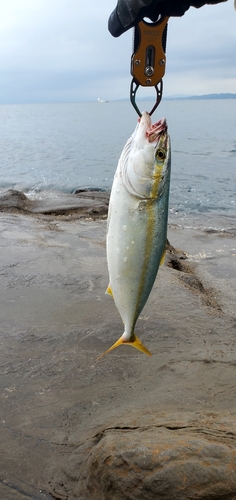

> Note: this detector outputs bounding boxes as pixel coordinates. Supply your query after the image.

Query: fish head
[122,111,171,200]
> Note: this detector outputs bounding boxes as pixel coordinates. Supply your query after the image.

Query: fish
[99,111,171,359]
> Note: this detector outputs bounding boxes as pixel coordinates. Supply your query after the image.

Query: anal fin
[160,247,166,266]
[105,283,113,298]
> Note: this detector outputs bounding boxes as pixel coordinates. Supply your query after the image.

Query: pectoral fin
[96,334,152,361]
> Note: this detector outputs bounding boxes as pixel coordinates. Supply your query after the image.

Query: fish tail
[129,334,152,356]
[96,334,152,360]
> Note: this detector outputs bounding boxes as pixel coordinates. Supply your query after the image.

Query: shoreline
[0,198,236,498]
[1,188,236,235]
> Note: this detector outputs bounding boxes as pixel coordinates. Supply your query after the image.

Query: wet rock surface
[0,189,34,211]
[0,188,110,218]
[0,207,236,499]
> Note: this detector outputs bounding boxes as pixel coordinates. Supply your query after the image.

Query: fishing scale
[130,16,169,116]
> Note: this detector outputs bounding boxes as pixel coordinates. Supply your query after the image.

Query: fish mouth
[136,112,167,146]
[146,116,167,144]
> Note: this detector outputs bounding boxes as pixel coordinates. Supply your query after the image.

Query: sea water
[0,100,235,229]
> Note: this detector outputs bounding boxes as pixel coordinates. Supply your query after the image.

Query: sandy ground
[0,210,236,499]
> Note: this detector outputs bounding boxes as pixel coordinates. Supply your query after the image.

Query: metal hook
[130,79,141,117]
[130,78,163,117]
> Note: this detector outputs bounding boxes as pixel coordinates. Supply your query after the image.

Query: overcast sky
[0,0,235,103]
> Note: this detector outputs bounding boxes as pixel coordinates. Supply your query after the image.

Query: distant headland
[114,93,236,102]
[166,93,236,100]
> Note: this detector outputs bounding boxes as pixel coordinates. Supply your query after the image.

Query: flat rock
[48,411,236,500]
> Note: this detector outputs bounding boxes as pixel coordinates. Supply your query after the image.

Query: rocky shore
[0,189,236,500]
[0,188,110,218]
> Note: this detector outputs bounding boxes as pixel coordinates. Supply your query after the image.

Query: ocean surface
[0,100,235,230]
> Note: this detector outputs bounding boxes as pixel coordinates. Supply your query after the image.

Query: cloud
[0,0,235,102]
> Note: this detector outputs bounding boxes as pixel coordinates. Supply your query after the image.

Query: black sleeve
[108,0,228,37]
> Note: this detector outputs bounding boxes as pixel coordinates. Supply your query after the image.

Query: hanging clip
[130,15,169,116]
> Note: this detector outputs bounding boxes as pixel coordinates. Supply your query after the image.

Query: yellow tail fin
[96,334,152,360]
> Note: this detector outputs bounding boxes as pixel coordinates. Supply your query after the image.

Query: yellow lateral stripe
[151,166,163,199]
[134,198,155,321]
[134,160,164,322]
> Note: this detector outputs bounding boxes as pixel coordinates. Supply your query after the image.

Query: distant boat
[98,97,109,103]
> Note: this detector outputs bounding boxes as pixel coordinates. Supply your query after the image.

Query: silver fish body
[101,111,171,357]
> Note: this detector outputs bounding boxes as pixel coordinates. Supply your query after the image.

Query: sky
[0,0,235,103]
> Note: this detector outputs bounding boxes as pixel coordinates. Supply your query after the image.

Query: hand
[108,0,228,37]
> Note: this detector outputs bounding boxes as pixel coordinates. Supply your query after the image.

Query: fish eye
[156,148,166,161]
